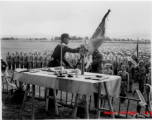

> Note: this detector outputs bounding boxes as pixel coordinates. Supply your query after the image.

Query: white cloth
[13,70,121,97]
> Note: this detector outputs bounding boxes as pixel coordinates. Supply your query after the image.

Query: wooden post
[103,82,115,118]
[84,95,89,119]
[97,83,102,118]
[31,85,35,120]
[45,88,49,111]
[72,94,80,118]
[53,89,59,115]
[20,84,30,120]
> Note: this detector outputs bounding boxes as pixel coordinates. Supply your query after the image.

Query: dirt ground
[2,70,149,119]
[2,81,149,119]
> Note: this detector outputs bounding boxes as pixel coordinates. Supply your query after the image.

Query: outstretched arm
[64,46,80,53]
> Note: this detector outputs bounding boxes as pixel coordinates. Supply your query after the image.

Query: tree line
[1,36,150,42]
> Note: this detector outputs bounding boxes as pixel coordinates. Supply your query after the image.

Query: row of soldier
[6,50,53,70]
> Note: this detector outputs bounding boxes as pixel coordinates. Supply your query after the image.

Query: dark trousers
[33,63,36,68]
[24,63,28,69]
[94,93,98,108]
[28,62,33,69]
[139,80,145,93]
[129,79,134,91]
[8,63,11,70]
[31,62,33,68]
[94,93,103,108]
[12,63,15,70]
[114,69,118,75]
[16,62,19,68]
[120,81,127,103]
[20,63,23,68]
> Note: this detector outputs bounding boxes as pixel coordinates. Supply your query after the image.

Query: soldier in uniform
[42,52,47,67]
[90,49,103,109]
[23,53,28,69]
[48,33,80,68]
[37,52,41,68]
[19,52,23,68]
[6,52,11,70]
[27,52,30,69]
[33,52,37,68]
[30,52,33,69]
[15,52,19,68]
[91,49,103,73]
[136,60,146,93]
[126,61,134,93]
[118,64,129,103]
[11,53,15,70]
[47,33,80,109]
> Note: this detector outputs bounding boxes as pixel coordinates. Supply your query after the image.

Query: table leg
[31,85,35,120]
[84,95,89,119]
[97,83,102,118]
[53,89,59,115]
[20,84,30,120]
[45,88,49,111]
[103,82,115,118]
[39,86,41,98]
[72,94,80,118]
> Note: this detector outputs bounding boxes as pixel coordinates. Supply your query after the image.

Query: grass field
[1,40,150,61]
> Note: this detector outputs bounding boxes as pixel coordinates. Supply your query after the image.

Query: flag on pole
[87,9,111,55]
[130,42,138,66]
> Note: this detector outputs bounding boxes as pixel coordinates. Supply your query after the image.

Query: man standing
[15,52,19,68]
[91,49,103,109]
[126,61,134,93]
[48,33,80,68]
[19,52,23,68]
[23,53,28,69]
[33,52,37,68]
[136,60,146,93]
[91,49,103,73]
[47,33,80,109]
[11,53,15,70]
[118,64,129,103]
[30,52,33,69]
[6,52,11,70]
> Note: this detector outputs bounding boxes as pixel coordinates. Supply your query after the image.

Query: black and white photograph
[1,1,151,119]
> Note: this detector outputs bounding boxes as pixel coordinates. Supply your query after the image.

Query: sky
[0,1,151,39]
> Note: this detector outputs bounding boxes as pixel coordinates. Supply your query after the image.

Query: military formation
[6,50,52,70]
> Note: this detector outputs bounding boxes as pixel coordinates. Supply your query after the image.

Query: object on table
[15,68,28,73]
[28,69,40,73]
[85,76,109,80]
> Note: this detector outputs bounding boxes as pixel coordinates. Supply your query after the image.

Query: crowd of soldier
[5,50,52,70]
[5,45,151,104]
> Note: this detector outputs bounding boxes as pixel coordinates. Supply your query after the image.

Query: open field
[1,40,150,61]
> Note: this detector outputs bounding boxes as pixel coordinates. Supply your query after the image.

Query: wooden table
[13,69,121,119]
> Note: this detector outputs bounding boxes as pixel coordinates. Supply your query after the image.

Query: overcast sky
[0,1,151,38]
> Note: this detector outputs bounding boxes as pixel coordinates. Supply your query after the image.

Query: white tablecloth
[13,70,121,97]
